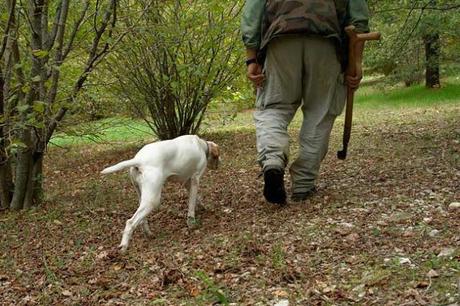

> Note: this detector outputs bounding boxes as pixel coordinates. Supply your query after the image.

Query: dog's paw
[143,230,154,238]
[118,244,128,254]
[142,227,154,238]
[187,217,200,229]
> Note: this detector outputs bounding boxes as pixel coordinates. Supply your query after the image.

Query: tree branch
[374,4,460,14]
[45,0,69,113]
[45,0,63,50]
[0,0,17,60]
[61,0,90,60]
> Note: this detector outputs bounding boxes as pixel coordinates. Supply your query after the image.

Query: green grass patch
[50,77,460,147]
[51,117,153,147]
[50,114,258,148]
[356,80,460,108]
[194,270,231,305]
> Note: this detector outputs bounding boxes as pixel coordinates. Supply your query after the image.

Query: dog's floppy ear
[207,141,219,170]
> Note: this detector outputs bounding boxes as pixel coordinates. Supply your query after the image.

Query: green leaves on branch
[366,0,460,86]
[110,0,243,140]
[31,49,49,59]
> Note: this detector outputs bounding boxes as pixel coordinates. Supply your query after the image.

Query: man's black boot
[291,187,317,202]
[263,168,286,205]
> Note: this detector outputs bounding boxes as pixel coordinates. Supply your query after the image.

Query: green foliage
[366,0,460,85]
[49,75,460,147]
[109,0,244,140]
[195,270,230,305]
[207,83,255,125]
[0,0,119,209]
[271,243,286,270]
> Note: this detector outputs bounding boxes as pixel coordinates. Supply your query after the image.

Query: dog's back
[101,135,207,181]
[136,135,206,180]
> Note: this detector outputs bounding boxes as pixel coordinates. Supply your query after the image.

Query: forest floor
[1,103,459,305]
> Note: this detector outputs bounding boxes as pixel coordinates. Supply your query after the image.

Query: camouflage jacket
[241,0,370,51]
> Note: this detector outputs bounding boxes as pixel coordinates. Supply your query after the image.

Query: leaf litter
[0,105,459,305]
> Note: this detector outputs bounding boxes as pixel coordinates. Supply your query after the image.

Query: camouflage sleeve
[241,0,265,50]
[347,0,370,33]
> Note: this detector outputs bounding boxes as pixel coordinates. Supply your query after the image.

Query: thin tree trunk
[0,73,13,208]
[0,0,17,209]
[23,154,36,209]
[0,73,13,209]
[0,162,13,209]
[10,141,32,210]
[9,147,44,210]
[31,152,44,205]
[424,33,441,88]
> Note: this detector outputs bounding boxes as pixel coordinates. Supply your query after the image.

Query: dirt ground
[1,105,459,305]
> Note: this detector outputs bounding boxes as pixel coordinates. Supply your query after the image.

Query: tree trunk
[31,152,44,205]
[0,162,13,209]
[424,33,441,88]
[0,122,14,209]
[0,71,14,209]
[9,131,44,210]
[10,128,33,210]
[9,0,45,210]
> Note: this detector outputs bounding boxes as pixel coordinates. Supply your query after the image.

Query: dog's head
[206,141,219,170]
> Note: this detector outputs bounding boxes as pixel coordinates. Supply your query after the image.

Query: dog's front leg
[186,179,205,211]
[186,176,199,228]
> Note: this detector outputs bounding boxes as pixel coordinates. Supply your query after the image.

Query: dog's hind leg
[129,167,142,201]
[141,220,153,237]
[130,167,153,237]
[119,171,163,253]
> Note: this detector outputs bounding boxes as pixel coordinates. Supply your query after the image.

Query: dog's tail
[101,159,139,175]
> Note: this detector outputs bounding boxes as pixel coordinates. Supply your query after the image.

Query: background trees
[367,0,460,88]
[0,0,118,210]
[109,0,242,140]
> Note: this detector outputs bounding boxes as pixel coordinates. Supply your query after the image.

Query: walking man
[241,1,370,204]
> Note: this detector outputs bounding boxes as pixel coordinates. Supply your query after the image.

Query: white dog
[101,135,219,253]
